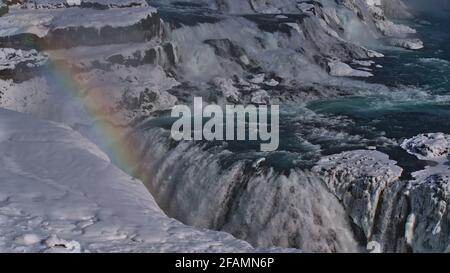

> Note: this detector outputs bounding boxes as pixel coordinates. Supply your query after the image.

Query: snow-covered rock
[0,5,160,48]
[387,38,424,50]
[250,89,270,104]
[74,64,179,126]
[6,0,148,9]
[406,173,450,252]
[401,133,450,160]
[327,60,373,77]
[0,48,47,71]
[397,133,450,252]
[313,150,403,239]
[212,77,240,103]
[0,48,48,82]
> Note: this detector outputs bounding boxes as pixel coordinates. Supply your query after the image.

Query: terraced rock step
[0,4,161,49]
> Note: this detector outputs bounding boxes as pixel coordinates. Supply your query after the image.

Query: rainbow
[41,48,148,181]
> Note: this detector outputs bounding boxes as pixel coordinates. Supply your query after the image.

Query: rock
[387,38,424,50]
[212,77,240,103]
[352,60,375,67]
[10,0,149,9]
[399,132,450,252]
[401,133,450,160]
[249,73,266,84]
[313,150,403,239]
[0,5,161,49]
[0,48,48,82]
[407,174,450,252]
[264,78,279,87]
[327,60,373,77]
[14,234,42,245]
[44,235,82,253]
[204,39,254,69]
[250,89,269,104]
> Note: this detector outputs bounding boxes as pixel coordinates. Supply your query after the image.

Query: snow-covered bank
[0,109,262,253]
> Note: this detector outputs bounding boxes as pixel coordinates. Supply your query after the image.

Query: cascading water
[126,126,359,252]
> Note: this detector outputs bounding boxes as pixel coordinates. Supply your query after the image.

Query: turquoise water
[306,15,450,175]
[309,14,450,138]
[139,10,449,177]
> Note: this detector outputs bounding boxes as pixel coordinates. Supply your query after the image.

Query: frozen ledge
[0,5,157,38]
[313,150,403,239]
[0,109,265,253]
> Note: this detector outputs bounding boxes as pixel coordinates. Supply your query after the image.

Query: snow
[74,64,179,126]
[399,133,450,252]
[313,150,403,239]
[401,133,450,160]
[0,108,260,252]
[387,38,424,50]
[328,60,374,77]
[0,48,48,71]
[352,60,375,67]
[14,0,148,9]
[0,6,157,38]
